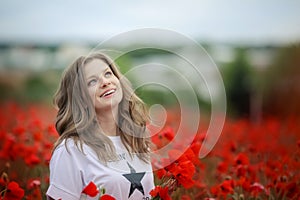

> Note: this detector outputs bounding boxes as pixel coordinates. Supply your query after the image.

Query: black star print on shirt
[122,162,146,198]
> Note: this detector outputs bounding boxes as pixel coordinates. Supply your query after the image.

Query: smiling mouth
[100,89,116,97]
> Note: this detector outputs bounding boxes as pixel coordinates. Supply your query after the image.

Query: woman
[46,53,154,200]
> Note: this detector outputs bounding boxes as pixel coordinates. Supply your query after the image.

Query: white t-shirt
[46,136,154,200]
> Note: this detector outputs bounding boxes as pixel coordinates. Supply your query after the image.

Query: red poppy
[12,126,25,136]
[162,127,174,141]
[176,174,195,189]
[25,179,42,200]
[164,157,195,189]
[100,194,116,200]
[190,141,201,158]
[182,147,201,167]
[25,154,41,166]
[149,186,160,197]
[285,182,299,199]
[250,182,266,197]
[217,161,228,173]
[211,179,234,198]
[228,141,237,153]
[3,181,25,200]
[220,179,234,194]
[27,179,41,189]
[82,181,99,197]
[150,186,171,200]
[156,168,168,179]
[150,127,175,149]
[235,177,250,192]
[236,165,247,177]
[234,153,249,166]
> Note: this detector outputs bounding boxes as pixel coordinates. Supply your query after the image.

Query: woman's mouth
[100,89,116,98]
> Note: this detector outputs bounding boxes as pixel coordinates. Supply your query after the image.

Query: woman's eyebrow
[86,67,110,79]
[86,75,97,80]
[103,67,110,72]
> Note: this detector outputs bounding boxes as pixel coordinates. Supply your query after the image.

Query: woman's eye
[88,79,97,87]
[104,71,112,78]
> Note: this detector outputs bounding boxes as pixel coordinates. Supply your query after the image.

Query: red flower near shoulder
[82,181,99,197]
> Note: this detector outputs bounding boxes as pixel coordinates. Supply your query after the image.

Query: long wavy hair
[53,52,151,163]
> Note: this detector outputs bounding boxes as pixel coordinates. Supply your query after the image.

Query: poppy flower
[4,181,25,200]
[190,142,201,158]
[250,182,266,197]
[219,179,234,194]
[150,186,171,200]
[217,161,228,173]
[234,153,249,166]
[162,127,174,141]
[27,179,41,189]
[25,154,41,166]
[236,165,247,177]
[82,181,99,197]
[100,194,116,200]
[182,147,201,166]
[156,168,168,179]
[211,179,234,198]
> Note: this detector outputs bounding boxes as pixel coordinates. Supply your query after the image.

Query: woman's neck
[96,107,119,136]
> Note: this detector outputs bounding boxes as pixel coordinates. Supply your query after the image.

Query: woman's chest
[81,149,154,200]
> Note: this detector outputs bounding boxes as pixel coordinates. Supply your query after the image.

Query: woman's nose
[99,77,110,88]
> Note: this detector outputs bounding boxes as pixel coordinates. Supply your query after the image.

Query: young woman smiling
[46,53,154,200]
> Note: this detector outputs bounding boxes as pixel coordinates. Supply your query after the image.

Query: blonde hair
[53,52,151,163]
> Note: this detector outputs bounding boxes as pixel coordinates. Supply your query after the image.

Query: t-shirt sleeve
[46,142,84,200]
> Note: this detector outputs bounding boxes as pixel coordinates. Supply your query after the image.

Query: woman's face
[84,59,123,112]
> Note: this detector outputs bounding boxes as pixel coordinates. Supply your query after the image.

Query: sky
[0,0,300,45]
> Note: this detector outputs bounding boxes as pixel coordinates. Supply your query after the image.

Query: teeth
[101,89,115,97]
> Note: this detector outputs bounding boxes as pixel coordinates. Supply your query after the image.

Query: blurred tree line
[222,48,252,118]
[263,45,300,117]
[115,49,211,112]
[0,69,61,104]
[222,44,300,120]
[1,43,300,119]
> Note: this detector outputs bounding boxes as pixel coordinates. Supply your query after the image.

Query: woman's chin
[94,102,119,112]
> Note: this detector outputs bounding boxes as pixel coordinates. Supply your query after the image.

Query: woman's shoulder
[50,138,92,170]
[53,138,98,161]
[55,138,78,150]
[53,138,87,158]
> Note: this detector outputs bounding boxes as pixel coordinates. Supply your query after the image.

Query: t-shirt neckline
[107,135,121,141]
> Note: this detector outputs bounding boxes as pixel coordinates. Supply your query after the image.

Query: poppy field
[0,102,299,199]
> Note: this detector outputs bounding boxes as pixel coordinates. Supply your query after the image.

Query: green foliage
[115,54,133,75]
[222,48,253,117]
[0,69,60,104]
[115,49,179,107]
[136,87,179,107]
